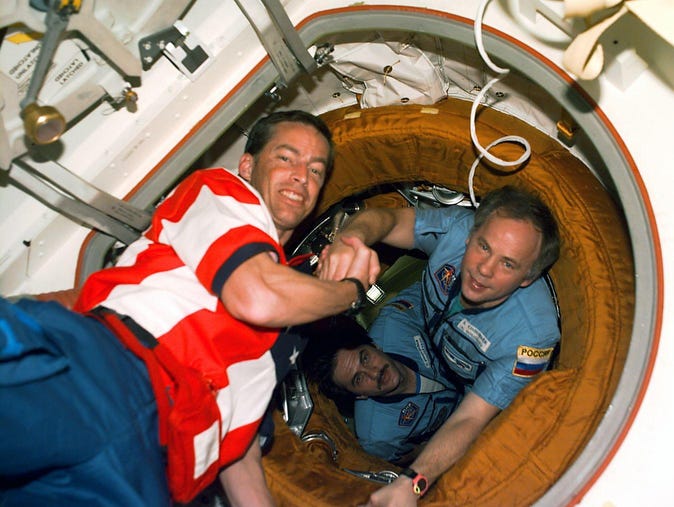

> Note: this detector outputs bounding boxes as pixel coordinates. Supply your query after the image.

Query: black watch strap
[341,277,366,314]
[399,467,429,497]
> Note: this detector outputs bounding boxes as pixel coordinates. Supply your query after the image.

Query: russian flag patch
[512,345,554,378]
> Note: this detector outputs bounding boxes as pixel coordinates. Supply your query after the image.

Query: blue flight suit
[415,206,559,409]
[355,284,461,462]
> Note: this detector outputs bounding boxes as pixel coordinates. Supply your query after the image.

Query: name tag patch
[398,401,419,427]
[512,345,554,378]
[442,343,476,376]
[457,319,491,352]
[414,335,431,368]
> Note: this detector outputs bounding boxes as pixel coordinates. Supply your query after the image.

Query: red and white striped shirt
[75,168,286,483]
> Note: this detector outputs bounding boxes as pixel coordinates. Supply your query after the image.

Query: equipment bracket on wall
[9,156,151,244]
[233,0,317,88]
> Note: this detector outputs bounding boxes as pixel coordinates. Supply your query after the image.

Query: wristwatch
[399,467,429,497]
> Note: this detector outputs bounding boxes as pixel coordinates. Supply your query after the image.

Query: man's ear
[238,153,254,181]
[519,276,536,289]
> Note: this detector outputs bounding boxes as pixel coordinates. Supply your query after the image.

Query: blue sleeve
[414,206,474,256]
[470,281,560,409]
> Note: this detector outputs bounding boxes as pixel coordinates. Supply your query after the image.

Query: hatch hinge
[233,0,317,91]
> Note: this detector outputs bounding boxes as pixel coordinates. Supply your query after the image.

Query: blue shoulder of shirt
[414,206,474,254]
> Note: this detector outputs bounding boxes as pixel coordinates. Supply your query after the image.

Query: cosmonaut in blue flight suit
[414,203,560,410]
[355,283,462,463]
[317,185,561,503]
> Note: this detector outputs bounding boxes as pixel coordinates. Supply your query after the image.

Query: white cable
[467,135,524,207]
[468,0,532,198]
[474,0,510,75]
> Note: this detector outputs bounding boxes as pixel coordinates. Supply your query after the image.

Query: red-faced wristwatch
[399,467,429,497]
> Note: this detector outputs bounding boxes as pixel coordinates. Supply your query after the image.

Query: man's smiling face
[460,213,542,309]
[238,121,330,244]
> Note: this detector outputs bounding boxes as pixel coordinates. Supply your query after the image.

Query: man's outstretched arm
[222,247,373,328]
[360,392,500,507]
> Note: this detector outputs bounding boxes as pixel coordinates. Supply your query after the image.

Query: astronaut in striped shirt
[0,110,374,507]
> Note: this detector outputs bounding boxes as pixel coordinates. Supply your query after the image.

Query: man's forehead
[332,348,358,386]
[269,121,323,141]
[337,345,368,369]
[474,215,542,255]
[477,213,539,237]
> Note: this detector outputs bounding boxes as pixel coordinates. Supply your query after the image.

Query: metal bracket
[281,366,314,437]
[342,468,399,484]
[138,20,211,79]
[233,0,316,89]
[301,431,338,462]
[556,108,579,146]
[9,156,151,244]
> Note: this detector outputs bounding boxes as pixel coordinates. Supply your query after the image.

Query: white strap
[562,5,629,80]
[564,0,623,18]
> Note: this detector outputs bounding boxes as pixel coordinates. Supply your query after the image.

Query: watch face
[413,476,428,495]
[401,468,429,496]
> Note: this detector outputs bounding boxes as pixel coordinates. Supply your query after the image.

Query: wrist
[341,277,366,314]
[399,467,429,497]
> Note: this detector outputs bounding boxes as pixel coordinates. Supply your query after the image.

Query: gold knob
[22,102,66,145]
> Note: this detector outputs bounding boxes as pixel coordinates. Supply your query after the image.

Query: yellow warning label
[6,30,42,45]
